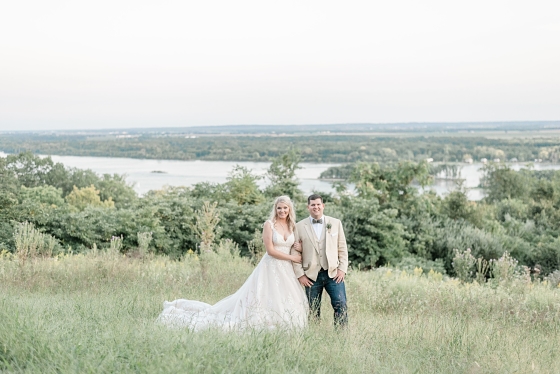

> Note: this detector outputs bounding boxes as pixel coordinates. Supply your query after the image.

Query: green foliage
[19,185,65,207]
[109,235,123,255]
[452,248,476,283]
[137,231,153,255]
[3,152,61,188]
[219,203,269,257]
[193,201,221,252]
[13,221,60,261]
[441,189,474,222]
[530,237,560,276]
[490,251,518,283]
[5,151,560,277]
[96,173,138,208]
[432,219,506,271]
[139,188,198,258]
[264,150,303,200]
[342,198,407,268]
[66,185,115,211]
[5,131,560,164]
[247,229,266,264]
[495,198,528,221]
[225,165,264,205]
[350,161,431,205]
[481,163,530,202]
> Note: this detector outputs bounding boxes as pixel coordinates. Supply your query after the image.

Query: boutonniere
[326,222,332,233]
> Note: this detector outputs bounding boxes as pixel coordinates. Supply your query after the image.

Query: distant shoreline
[2,121,560,135]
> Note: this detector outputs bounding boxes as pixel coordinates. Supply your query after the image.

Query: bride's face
[276,202,290,220]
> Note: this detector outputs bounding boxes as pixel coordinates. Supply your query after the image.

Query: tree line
[2,151,560,277]
[2,133,560,163]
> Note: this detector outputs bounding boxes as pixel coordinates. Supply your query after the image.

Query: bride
[157,196,309,331]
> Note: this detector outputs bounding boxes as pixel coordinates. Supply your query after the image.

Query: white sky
[1,0,559,131]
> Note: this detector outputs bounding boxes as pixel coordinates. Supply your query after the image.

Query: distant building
[464,158,473,164]
[493,158,500,163]
[481,158,488,164]
[510,158,518,162]
[426,158,434,163]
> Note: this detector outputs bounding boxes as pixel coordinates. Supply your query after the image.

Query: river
[4,153,560,199]
[44,155,338,196]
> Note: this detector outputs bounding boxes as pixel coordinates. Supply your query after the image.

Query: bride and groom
[158,194,348,331]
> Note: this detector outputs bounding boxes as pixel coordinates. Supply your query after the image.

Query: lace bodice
[268,220,295,254]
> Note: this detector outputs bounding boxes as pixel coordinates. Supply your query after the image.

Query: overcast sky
[1,0,559,131]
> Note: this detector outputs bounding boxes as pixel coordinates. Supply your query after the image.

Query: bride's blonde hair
[268,196,296,232]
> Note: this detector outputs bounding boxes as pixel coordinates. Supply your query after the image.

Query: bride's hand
[292,240,302,253]
[291,253,302,264]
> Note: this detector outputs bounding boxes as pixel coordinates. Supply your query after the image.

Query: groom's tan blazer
[291,216,348,281]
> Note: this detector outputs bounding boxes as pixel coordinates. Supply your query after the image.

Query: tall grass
[1,250,560,373]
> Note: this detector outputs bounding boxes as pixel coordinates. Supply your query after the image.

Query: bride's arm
[262,222,302,263]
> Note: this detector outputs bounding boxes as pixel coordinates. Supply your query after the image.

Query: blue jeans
[305,269,348,327]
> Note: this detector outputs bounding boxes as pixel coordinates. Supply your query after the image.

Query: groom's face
[307,198,324,219]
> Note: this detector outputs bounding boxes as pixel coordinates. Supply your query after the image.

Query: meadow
[2,248,560,373]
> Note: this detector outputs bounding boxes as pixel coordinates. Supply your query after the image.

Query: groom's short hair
[307,194,323,204]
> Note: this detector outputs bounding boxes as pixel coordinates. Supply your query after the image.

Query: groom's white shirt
[310,215,324,239]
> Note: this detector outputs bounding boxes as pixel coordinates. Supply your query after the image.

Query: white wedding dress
[157,223,309,331]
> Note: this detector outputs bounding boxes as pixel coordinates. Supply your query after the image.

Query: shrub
[530,238,560,276]
[137,232,153,255]
[452,248,476,283]
[13,221,60,261]
[545,270,560,288]
[247,229,265,264]
[495,198,529,222]
[342,198,408,268]
[432,219,505,272]
[490,251,518,283]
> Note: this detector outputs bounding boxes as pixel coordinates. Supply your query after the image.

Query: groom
[292,194,348,327]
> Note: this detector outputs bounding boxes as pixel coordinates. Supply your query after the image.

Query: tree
[226,165,264,205]
[19,185,65,207]
[350,161,431,206]
[66,185,115,211]
[342,198,407,268]
[4,152,63,188]
[265,150,303,200]
[481,163,530,202]
[97,174,137,208]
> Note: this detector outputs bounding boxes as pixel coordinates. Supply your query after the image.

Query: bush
[495,198,529,222]
[219,203,270,256]
[452,248,476,283]
[530,237,560,276]
[490,251,518,283]
[342,198,408,268]
[432,219,505,273]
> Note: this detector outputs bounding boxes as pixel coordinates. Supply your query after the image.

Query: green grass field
[2,250,560,373]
